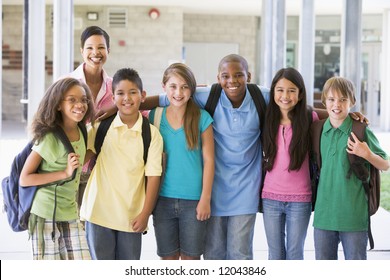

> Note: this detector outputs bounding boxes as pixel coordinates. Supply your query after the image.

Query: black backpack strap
[95,114,116,157]
[53,126,77,182]
[310,118,326,210]
[204,83,222,117]
[141,116,151,164]
[348,120,375,249]
[77,122,88,149]
[247,84,266,132]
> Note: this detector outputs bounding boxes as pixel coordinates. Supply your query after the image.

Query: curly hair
[30,78,94,143]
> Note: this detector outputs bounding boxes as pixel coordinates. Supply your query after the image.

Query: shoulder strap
[204,83,222,117]
[141,116,151,164]
[53,126,77,182]
[311,119,326,169]
[95,114,116,157]
[247,84,266,132]
[153,107,164,130]
[77,122,88,148]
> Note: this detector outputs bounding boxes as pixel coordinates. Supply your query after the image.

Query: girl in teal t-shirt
[150,63,214,260]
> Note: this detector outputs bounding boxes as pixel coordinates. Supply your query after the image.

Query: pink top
[68,63,114,172]
[68,63,114,113]
[262,111,319,202]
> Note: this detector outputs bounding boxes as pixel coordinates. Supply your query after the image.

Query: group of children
[19,26,389,260]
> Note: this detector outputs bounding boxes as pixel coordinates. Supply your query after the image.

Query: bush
[380,171,390,212]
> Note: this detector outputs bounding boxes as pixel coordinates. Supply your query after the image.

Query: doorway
[361,42,381,127]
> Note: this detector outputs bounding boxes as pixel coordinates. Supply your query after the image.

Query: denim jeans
[262,199,312,260]
[152,197,207,257]
[204,214,256,260]
[85,221,142,260]
[314,228,368,260]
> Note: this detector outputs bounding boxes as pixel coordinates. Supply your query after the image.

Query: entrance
[361,42,381,127]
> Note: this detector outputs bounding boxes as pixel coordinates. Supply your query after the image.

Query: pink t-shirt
[262,111,319,202]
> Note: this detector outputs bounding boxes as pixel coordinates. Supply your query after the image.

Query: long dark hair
[31,78,94,143]
[262,67,311,171]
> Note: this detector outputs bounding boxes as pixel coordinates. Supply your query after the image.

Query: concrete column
[0,1,2,136]
[273,0,286,75]
[53,0,74,81]
[260,0,273,87]
[381,9,390,131]
[340,0,362,111]
[298,0,315,106]
[260,0,286,87]
[27,0,45,128]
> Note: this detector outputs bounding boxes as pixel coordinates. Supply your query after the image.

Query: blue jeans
[85,221,142,260]
[314,228,368,260]
[204,214,256,260]
[262,199,312,260]
[152,197,207,257]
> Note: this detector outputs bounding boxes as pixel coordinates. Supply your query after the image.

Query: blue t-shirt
[149,107,213,200]
[160,85,270,216]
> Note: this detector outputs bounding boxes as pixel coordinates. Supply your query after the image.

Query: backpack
[2,123,87,232]
[94,114,151,163]
[205,83,267,133]
[310,118,380,249]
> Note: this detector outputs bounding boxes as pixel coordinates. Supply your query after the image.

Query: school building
[1,0,390,135]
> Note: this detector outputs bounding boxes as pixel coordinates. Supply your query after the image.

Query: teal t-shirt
[313,116,388,231]
[30,129,86,221]
[149,107,213,200]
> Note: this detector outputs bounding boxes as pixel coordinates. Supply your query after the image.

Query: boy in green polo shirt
[313,77,389,260]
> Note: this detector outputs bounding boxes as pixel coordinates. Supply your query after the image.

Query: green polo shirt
[313,116,388,232]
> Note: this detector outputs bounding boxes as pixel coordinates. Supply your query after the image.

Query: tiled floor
[1,121,390,260]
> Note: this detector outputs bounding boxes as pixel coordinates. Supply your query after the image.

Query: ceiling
[2,0,390,16]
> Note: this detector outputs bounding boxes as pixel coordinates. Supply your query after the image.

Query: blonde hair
[162,63,200,150]
[321,76,356,106]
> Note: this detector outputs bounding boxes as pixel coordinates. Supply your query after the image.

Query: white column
[27,0,45,127]
[340,0,362,111]
[273,0,286,75]
[298,0,315,106]
[260,0,286,87]
[381,9,390,131]
[260,0,273,87]
[53,0,74,81]
[0,0,3,136]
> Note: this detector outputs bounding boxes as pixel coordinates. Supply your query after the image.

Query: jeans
[204,214,256,260]
[262,199,312,260]
[85,221,142,260]
[314,228,368,260]
[153,197,207,257]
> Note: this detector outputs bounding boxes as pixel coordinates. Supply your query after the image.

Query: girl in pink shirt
[260,68,319,260]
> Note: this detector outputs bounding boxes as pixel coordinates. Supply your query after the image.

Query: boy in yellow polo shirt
[80,68,163,260]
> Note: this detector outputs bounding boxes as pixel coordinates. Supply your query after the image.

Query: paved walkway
[0,120,389,260]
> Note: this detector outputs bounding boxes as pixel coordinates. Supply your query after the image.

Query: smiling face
[217,61,251,108]
[163,74,191,109]
[273,78,300,114]
[81,35,109,71]
[113,79,145,118]
[59,85,89,124]
[324,89,352,127]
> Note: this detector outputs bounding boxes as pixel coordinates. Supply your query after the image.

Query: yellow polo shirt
[80,113,163,232]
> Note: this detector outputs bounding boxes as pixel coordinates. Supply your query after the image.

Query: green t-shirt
[313,116,388,232]
[30,130,86,221]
